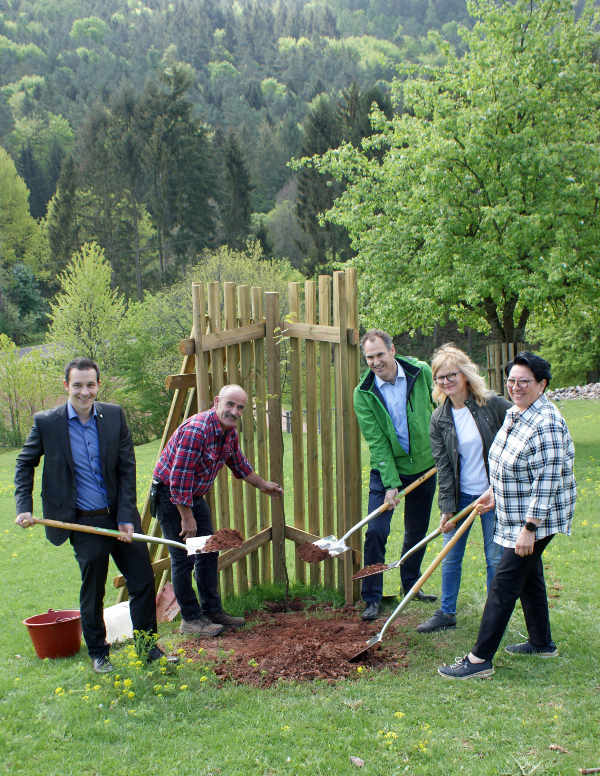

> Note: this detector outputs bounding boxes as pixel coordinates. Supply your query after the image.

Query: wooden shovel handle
[32,516,124,539]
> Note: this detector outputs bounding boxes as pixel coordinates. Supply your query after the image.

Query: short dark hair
[360,329,394,351]
[64,358,100,383]
[505,351,551,386]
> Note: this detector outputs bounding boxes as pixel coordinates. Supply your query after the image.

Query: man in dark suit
[15,357,169,673]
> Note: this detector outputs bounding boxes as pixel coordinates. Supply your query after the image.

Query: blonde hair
[431,344,488,406]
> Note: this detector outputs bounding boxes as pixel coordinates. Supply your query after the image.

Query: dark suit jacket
[14,402,139,546]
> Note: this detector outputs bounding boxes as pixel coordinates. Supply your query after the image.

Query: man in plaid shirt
[153,384,283,637]
[438,352,576,680]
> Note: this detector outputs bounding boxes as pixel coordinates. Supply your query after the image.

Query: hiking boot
[505,641,558,657]
[208,611,245,628]
[361,602,380,621]
[417,609,456,633]
[179,617,224,637]
[438,655,494,680]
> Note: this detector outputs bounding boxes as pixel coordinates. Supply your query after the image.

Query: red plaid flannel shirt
[153,408,253,506]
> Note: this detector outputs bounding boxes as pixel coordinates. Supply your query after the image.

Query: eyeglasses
[506,378,535,388]
[434,372,459,384]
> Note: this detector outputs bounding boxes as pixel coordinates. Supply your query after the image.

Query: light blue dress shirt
[375,362,410,453]
[67,402,109,510]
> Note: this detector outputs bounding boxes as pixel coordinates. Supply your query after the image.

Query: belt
[76,508,111,518]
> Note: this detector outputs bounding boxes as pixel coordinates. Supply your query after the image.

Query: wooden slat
[288,282,305,584]
[304,280,320,587]
[239,285,260,587]
[165,372,196,391]
[178,322,266,355]
[319,274,335,590]
[252,287,271,584]
[225,282,248,595]
[345,267,362,600]
[265,292,285,583]
[193,283,211,412]
[217,526,272,571]
[333,271,353,602]
[208,281,233,597]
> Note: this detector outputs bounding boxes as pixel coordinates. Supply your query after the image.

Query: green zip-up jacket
[354,356,435,487]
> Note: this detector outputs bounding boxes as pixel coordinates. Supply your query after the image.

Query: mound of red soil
[178,604,409,687]
[204,528,244,551]
[352,563,389,580]
[297,543,330,563]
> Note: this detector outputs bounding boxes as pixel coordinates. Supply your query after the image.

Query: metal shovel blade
[314,537,350,557]
[349,632,383,663]
[185,535,212,555]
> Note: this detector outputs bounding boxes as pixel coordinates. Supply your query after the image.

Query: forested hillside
[0,0,472,327]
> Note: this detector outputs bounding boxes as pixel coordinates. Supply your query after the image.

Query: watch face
[525,522,537,532]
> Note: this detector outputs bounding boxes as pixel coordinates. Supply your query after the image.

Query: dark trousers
[155,484,221,620]
[473,534,554,661]
[71,513,157,659]
[362,468,436,603]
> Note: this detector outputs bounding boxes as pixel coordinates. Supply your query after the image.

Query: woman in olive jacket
[417,344,511,633]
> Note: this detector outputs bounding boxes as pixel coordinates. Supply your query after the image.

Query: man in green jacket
[354,329,437,620]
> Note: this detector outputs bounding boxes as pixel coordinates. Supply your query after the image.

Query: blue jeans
[440,491,501,615]
[155,484,222,620]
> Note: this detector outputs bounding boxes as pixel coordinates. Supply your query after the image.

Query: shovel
[309,466,437,558]
[349,506,478,662]
[28,517,211,555]
[352,498,477,580]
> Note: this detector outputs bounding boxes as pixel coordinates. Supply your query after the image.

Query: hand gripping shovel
[304,467,437,560]
[352,498,477,580]
[349,506,478,662]
[29,516,210,555]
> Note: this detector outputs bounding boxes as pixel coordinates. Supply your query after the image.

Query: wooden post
[318,275,335,590]
[208,282,234,597]
[304,279,321,587]
[345,267,362,593]
[333,271,353,602]
[288,282,306,583]
[252,287,271,584]
[265,292,285,584]
[238,285,260,587]
[224,282,248,595]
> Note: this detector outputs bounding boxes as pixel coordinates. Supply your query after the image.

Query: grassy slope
[0,401,598,776]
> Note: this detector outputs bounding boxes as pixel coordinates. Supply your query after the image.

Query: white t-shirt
[451,405,489,496]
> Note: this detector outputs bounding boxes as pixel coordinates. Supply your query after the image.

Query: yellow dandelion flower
[114,680,121,688]
[179,684,188,691]
[394,711,405,719]
[197,648,204,655]
[177,648,185,655]
[281,725,290,732]
[54,687,64,695]
[82,695,89,701]
[356,665,364,673]
[123,678,133,688]
[186,658,193,664]
[127,691,135,699]
[200,676,207,682]
[93,685,101,691]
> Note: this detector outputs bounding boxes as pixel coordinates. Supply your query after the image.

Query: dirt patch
[352,563,389,580]
[297,543,330,563]
[203,528,244,551]
[178,603,409,686]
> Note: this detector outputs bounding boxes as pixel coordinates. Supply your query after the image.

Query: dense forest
[1,0,474,336]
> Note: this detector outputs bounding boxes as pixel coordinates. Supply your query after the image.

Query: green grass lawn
[1,401,598,775]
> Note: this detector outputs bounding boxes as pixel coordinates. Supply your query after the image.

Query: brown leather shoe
[208,611,245,628]
[179,617,224,637]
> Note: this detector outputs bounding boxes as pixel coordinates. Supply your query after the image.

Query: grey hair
[360,329,394,352]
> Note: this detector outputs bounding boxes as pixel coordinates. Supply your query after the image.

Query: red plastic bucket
[23,609,82,659]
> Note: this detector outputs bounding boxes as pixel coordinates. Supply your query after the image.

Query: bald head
[214,384,248,430]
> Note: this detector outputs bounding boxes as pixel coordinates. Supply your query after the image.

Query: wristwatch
[524,521,537,533]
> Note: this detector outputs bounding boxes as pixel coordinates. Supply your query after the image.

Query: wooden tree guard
[115,269,362,604]
[486,342,525,397]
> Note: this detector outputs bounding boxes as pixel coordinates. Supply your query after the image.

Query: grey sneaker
[505,641,558,657]
[417,608,456,633]
[180,617,224,637]
[92,655,114,673]
[438,655,494,680]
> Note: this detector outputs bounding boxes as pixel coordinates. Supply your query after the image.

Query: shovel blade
[349,633,382,663]
[185,535,211,555]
